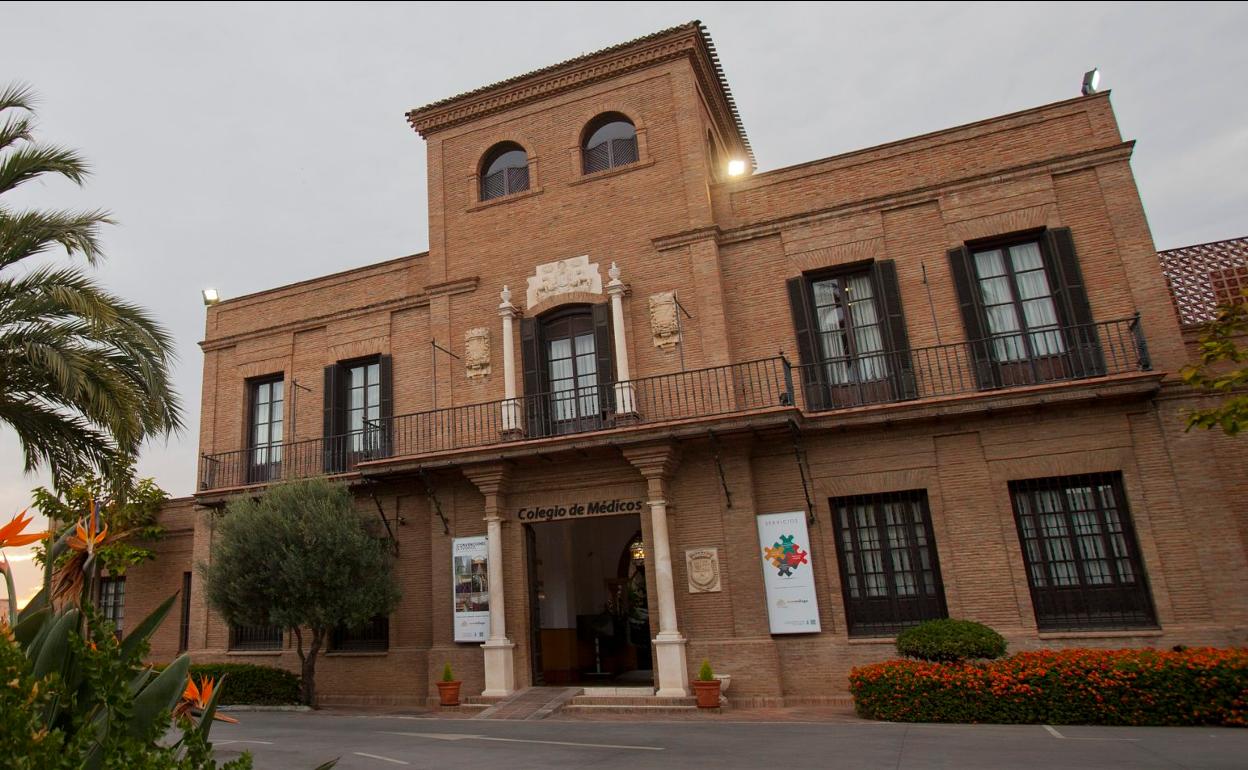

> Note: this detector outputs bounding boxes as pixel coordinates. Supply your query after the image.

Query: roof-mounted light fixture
[726,159,747,177]
[1081,68,1100,96]
[201,288,220,306]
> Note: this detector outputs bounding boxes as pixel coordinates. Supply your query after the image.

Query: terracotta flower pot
[437,680,462,707]
[692,679,721,709]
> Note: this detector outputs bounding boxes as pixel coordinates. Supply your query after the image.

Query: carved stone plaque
[465,327,490,380]
[686,547,722,593]
[526,255,602,309]
[649,291,680,349]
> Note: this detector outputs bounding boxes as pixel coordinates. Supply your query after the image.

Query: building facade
[125,22,1248,707]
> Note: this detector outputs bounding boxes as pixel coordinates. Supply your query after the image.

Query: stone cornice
[712,142,1136,247]
[405,21,753,167]
[652,225,722,252]
[424,276,480,297]
[199,276,479,352]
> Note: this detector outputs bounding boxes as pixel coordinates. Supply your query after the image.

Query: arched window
[582,113,638,175]
[480,142,529,201]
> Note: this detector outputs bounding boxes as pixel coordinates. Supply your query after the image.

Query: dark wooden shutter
[481,170,505,201]
[871,260,917,400]
[1043,227,1104,377]
[322,364,341,472]
[591,302,616,415]
[378,354,393,456]
[786,276,825,410]
[947,246,996,389]
[520,317,546,437]
[508,165,530,194]
[583,142,610,174]
[612,135,639,166]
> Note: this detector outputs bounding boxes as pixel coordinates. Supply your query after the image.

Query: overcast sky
[2,2,1245,603]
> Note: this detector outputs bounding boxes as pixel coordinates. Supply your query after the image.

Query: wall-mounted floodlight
[1081,68,1100,96]
[726,159,747,177]
[202,288,220,306]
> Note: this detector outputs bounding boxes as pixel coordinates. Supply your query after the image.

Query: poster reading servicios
[452,536,490,642]
[756,511,822,634]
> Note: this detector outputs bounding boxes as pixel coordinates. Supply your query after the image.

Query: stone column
[623,443,688,697]
[606,262,637,416]
[463,464,515,697]
[498,286,521,436]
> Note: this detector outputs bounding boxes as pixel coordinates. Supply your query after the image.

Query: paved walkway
[211,711,1248,769]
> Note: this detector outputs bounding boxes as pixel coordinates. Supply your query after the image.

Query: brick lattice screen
[1158,237,1248,327]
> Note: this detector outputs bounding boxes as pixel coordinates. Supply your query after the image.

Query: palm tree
[0,83,182,484]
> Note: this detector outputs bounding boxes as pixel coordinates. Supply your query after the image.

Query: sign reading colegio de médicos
[515,498,644,522]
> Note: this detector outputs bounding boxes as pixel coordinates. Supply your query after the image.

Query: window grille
[229,623,283,651]
[98,576,126,637]
[830,490,946,636]
[330,615,389,652]
[1010,472,1156,631]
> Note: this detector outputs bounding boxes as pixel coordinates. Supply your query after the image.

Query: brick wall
[124,25,1248,706]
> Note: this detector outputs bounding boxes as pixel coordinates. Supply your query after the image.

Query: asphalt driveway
[210,711,1248,769]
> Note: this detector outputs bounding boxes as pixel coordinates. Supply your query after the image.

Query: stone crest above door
[526,255,602,311]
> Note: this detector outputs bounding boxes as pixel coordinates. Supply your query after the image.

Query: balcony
[199,357,794,491]
[791,316,1150,412]
[198,316,1152,493]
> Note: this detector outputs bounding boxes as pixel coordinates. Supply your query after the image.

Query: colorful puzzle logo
[763,534,808,577]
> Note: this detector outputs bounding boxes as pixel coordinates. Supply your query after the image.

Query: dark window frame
[246,374,285,484]
[98,575,126,637]
[966,230,1068,366]
[788,259,915,410]
[178,572,191,653]
[520,303,615,438]
[330,615,390,653]
[479,141,530,201]
[1010,472,1157,631]
[540,306,605,434]
[228,623,284,651]
[806,262,893,388]
[324,355,392,472]
[581,113,639,175]
[830,490,947,637]
[950,226,1105,390]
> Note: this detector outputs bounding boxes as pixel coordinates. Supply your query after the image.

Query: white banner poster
[756,512,822,634]
[452,536,490,643]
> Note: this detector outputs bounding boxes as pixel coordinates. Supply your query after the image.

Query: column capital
[622,442,680,481]
[462,461,511,498]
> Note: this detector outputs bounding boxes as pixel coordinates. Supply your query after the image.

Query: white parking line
[381,731,664,751]
[214,740,275,746]
[354,752,409,765]
[1044,725,1138,742]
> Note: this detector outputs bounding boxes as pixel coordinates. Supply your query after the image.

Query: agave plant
[2,508,251,768]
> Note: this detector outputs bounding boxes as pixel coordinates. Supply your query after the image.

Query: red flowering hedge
[849,648,1248,726]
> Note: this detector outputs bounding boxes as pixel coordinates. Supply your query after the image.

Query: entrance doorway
[525,515,652,686]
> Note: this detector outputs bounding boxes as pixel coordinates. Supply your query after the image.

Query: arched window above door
[480,142,530,200]
[581,113,638,175]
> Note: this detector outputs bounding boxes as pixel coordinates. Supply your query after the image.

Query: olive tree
[201,478,399,706]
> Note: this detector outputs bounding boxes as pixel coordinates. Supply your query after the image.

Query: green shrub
[698,659,714,681]
[442,663,455,682]
[849,647,1248,726]
[188,663,300,706]
[896,619,1007,662]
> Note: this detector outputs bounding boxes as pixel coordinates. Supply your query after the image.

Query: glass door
[542,311,602,435]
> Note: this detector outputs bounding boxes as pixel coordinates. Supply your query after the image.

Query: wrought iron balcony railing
[198,317,1151,491]
[792,315,1150,412]
[199,357,793,491]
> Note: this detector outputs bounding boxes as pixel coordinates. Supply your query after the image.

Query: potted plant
[692,659,721,708]
[437,663,461,707]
